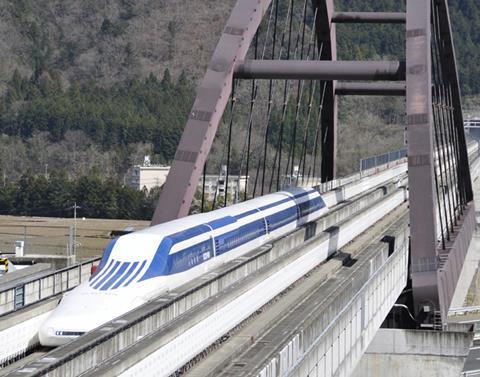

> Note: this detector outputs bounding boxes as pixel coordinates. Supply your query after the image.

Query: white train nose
[38,312,93,347]
[38,324,56,346]
[37,282,149,347]
[38,323,85,346]
[38,298,130,346]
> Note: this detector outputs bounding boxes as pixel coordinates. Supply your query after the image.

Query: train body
[39,187,328,346]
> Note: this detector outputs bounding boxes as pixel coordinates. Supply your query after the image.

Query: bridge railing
[313,154,407,195]
[360,148,407,172]
[449,306,480,316]
[0,257,100,316]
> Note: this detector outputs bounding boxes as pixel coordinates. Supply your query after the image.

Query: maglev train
[39,187,328,346]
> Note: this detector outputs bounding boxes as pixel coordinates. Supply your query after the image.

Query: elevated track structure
[3,146,478,375]
[4,161,410,376]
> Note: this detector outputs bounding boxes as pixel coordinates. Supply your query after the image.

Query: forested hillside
[449,0,480,95]
[0,0,477,219]
[0,0,236,90]
[0,1,476,94]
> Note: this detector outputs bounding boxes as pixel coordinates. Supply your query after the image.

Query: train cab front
[38,283,146,347]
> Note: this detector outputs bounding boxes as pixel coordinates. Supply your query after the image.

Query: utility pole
[72,203,81,255]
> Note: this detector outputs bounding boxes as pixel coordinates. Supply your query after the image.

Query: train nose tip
[38,324,57,347]
[38,313,91,347]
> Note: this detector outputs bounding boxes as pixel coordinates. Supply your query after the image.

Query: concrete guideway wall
[319,139,475,198]
[355,328,472,377]
[449,158,480,312]
[257,215,409,377]
[314,160,406,196]
[0,300,57,366]
[0,258,99,316]
[0,259,99,365]
[470,160,480,185]
[435,150,480,322]
[0,264,51,288]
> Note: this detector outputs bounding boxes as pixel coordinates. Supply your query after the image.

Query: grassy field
[0,215,149,261]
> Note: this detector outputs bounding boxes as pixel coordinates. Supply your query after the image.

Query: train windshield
[91,238,118,278]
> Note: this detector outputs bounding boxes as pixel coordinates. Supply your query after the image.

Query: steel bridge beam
[312,0,337,183]
[332,12,406,24]
[234,60,406,81]
[406,0,439,315]
[407,0,475,324]
[335,82,406,96]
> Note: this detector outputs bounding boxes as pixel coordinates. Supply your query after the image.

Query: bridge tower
[406,0,474,325]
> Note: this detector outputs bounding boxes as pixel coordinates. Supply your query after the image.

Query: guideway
[64,189,406,377]
[4,177,406,376]
[186,205,408,376]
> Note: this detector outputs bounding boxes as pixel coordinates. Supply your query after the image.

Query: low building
[130,165,170,192]
[130,158,247,202]
[200,174,248,202]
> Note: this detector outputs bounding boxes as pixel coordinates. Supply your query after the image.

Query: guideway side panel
[433,0,475,323]
[263,218,409,377]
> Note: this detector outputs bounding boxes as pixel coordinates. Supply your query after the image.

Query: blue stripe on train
[298,196,326,218]
[266,205,298,232]
[93,261,120,289]
[140,188,320,280]
[165,239,214,274]
[99,262,131,291]
[89,239,118,283]
[259,197,291,211]
[258,189,316,211]
[111,261,140,289]
[214,219,266,257]
[89,259,115,286]
[124,260,147,287]
[207,216,237,230]
[234,209,258,220]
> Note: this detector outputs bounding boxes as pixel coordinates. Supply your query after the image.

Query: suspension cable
[224,79,236,207]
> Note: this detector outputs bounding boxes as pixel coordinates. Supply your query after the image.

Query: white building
[199,173,248,202]
[130,158,248,201]
[130,165,170,192]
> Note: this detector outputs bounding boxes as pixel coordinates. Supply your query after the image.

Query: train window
[168,238,214,274]
[266,205,297,232]
[297,196,325,218]
[214,219,266,255]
